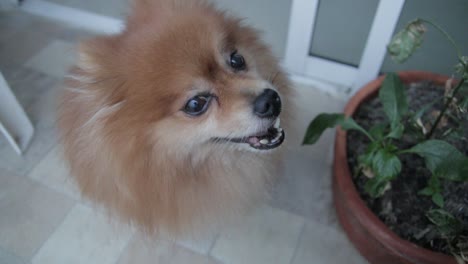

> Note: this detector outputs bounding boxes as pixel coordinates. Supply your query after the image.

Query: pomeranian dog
[59,0,291,236]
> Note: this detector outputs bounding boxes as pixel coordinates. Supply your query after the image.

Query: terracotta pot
[333,71,457,264]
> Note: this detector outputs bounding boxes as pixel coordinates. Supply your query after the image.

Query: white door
[285,0,405,94]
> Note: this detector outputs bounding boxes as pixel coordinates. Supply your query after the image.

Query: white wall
[44,0,293,59]
[381,0,468,76]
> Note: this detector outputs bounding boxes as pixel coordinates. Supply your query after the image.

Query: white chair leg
[0,72,34,155]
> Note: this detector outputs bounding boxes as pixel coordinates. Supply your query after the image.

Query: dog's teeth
[272,133,281,143]
[274,118,280,128]
[260,139,269,145]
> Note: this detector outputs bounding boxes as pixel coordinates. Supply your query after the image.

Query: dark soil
[347,80,468,255]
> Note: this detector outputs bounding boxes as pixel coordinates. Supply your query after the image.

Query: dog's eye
[183,95,211,116]
[229,51,246,71]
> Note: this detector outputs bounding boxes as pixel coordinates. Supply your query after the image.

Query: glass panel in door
[309,0,379,67]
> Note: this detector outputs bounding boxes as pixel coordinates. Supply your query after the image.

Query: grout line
[22,139,57,176]
[27,171,81,203]
[24,144,87,204]
[25,142,57,177]
[113,232,135,264]
[288,219,307,264]
[0,245,28,264]
[207,232,220,256]
[28,202,77,262]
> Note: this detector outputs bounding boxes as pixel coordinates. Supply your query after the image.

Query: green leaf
[303,113,373,145]
[428,175,442,192]
[358,142,380,168]
[379,73,408,129]
[364,177,390,198]
[426,209,463,236]
[436,158,468,182]
[369,124,388,141]
[457,82,468,108]
[419,175,444,207]
[358,142,382,180]
[372,148,402,179]
[412,98,441,122]
[418,187,434,196]
[459,97,468,113]
[458,162,468,181]
[455,56,468,79]
[362,146,401,198]
[446,129,464,143]
[432,193,444,208]
[405,140,468,181]
[386,123,404,139]
[340,117,374,141]
[303,114,344,145]
[405,121,426,141]
[387,19,426,63]
[359,153,374,168]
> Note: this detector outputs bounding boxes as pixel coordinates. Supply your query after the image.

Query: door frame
[284,0,405,94]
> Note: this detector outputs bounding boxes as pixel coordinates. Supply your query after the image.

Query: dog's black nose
[253,89,281,118]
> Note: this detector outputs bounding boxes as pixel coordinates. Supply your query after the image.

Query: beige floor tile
[117,234,220,264]
[0,26,52,67]
[0,170,74,260]
[210,205,304,264]
[287,81,346,163]
[28,146,80,200]
[31,204,133,264]
[291,220,368,264]
[0,247,28,264]
[171,233,218,256]
[0,65,59,176]
[0,63,59,111]
[271,154,335,224]
[0,10,79,72]
[25,40,76,79]
[0,136,57,177]
[267,81,345,224]
[0,84,59,176]
[130,224,218,256]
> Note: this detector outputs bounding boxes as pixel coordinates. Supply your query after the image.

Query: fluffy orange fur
[59,0,292,237]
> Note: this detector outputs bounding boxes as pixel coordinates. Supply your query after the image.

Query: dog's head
[75,0,290,154]
[61,0,292,235]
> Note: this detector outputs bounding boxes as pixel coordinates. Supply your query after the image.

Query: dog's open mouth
[215,118,285,150]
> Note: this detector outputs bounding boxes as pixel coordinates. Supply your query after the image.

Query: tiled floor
[0,8,368,264]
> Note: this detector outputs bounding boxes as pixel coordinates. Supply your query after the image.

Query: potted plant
[303,19,468,264]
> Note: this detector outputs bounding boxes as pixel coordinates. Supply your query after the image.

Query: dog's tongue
[248,137,260,146]
[246,118,283,148]
[216,118,284,150]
